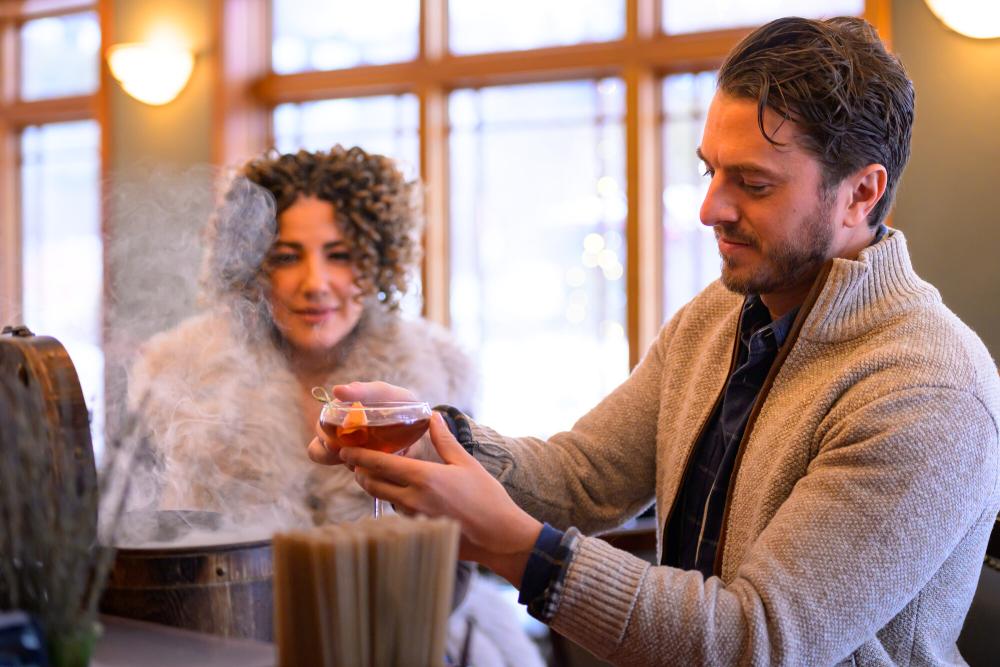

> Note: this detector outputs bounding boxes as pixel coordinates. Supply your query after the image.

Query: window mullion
[628,0,659,43]
[418,85,449,326]
[0,17,18,321]
[624,63,662,370]
[419,0,449,324]
[864,0,893,47]
[420,0,447,63]
[0,115,20,322]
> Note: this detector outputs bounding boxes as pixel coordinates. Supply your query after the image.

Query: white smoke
[100,162,322,546]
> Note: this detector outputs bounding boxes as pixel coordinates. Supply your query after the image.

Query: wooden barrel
[0,325,96,499]
[100,510,275,642]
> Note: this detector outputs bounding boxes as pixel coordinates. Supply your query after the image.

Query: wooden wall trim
[255,28,752,106]
[0,116,20,322]
[0,0,93,20]
[214,0,271,168]
[0,1,97,323]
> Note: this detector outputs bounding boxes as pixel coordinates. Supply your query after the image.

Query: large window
[20,10,100,100]
[663,0,865,34]
[262,0,883,435]
[0,4,103,449]
[662,71,718,321]
[271,0,419,73]
[449,80,627,434]
[273,94,420,177]
[449,0,625,55]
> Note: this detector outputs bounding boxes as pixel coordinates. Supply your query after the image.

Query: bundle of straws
[273,515,460,667]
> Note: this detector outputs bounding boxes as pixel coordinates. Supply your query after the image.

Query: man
[309,16,1000,666]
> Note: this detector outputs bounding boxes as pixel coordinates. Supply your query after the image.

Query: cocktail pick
[311,386,334,404]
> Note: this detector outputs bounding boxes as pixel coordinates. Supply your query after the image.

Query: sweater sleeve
[469,308,680,534]
[546,386,999,666]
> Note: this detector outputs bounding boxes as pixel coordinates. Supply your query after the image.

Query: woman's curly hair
[204,145,421,318]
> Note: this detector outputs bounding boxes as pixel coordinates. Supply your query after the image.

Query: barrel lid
[0,323,96,493]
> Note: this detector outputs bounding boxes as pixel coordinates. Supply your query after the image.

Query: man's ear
[844,163,887,228]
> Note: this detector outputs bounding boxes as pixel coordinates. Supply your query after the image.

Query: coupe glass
[318,400,431,518]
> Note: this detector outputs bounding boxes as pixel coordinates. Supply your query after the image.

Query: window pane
[20,12,100,100]
[21,121,104,452]
[662,72,719,322]
[450,0,625,55]
[662,0,864,34]
[450,80,627,437]
[273,95,420,178]
[273,95,422,315]
[272,0,418,74]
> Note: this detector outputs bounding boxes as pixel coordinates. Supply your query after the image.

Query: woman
[128,146,474,527]
[127,146,543,667]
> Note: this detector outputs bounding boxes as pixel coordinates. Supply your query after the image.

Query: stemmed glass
[313,391,431,518]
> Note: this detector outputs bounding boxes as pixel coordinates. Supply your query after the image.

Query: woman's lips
[294,307,338,324]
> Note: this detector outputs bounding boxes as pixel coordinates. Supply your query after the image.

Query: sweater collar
[796,228,941,343]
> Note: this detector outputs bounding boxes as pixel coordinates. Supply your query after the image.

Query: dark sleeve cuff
[432,405,477,456]
[518,523,578,622]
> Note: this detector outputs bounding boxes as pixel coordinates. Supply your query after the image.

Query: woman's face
[265,195,364,356]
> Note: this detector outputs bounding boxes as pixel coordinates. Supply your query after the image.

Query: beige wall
[892,1,1000,360]
[105,0,217,339]
[108,0,214,169]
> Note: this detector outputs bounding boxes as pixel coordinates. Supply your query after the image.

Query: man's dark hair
[718,16,914,226]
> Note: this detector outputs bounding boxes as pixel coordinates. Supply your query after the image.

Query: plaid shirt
[662,295,797,577]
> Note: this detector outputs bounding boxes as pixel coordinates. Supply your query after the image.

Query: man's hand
[339,412,542,587]
[307,381,418,466]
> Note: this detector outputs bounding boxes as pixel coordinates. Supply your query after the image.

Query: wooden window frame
[0,0,102,326]
[220,0,892,369]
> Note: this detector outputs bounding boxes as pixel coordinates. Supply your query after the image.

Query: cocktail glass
[318,400,431,518]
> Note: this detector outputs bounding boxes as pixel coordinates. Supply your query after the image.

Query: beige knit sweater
[472,229,1000,666]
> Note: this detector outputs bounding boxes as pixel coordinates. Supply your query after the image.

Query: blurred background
[0,0,997,489]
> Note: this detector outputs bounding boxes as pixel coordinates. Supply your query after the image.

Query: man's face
[698,91,841,309]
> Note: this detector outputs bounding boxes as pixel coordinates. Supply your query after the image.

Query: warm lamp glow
[107,42,194,105]
[925,0,1000,39]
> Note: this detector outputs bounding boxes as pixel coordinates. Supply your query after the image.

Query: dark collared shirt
[662,295,798,577]
[660,225,887,578]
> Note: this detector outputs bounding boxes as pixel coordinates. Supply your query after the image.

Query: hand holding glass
[317,399,431,517]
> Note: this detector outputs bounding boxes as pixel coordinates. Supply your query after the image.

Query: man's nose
[699,177,737,228]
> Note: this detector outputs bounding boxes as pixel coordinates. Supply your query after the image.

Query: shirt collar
[741,295,798,348]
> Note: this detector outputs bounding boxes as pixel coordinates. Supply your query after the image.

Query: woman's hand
[307,381,419,466]
[331,380,417,403]
[340,412,542,587]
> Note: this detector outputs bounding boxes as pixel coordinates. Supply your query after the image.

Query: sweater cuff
[517,524,576,622]
[548,534,650,649]
[432,405,477,456]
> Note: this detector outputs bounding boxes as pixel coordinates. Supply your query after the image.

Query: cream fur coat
[127,304,477,526]
[128,306,545,667]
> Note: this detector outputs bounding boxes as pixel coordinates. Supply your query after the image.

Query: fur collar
[127,306,476,526]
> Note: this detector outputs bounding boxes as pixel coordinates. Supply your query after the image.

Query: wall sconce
[925,0,1000,39]
[107,41,195,106]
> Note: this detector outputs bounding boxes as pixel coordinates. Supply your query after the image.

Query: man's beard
[717,195,835,296]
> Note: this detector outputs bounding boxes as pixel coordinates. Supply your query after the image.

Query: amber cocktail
[318,400,431,517]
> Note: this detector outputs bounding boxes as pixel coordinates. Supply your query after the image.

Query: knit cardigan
[127,304,477,526]
[472,229,1000,666]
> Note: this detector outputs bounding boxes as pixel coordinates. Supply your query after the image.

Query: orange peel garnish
[341,401,368,433]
